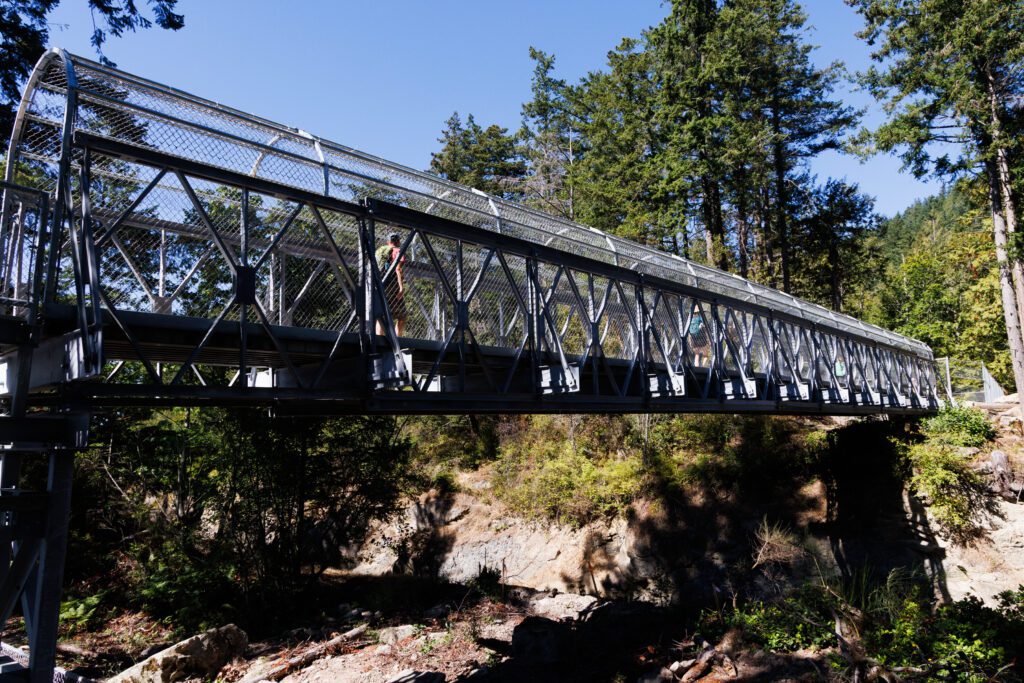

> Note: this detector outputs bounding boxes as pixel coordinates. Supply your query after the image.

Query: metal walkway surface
[0,49,939,681]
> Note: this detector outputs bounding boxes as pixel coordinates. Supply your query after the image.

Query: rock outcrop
[108,624,247,683]
[352,483,640,598]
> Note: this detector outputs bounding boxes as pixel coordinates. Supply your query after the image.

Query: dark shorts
[381,283,406,320]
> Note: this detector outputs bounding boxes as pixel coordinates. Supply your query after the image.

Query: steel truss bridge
[0,49,939,680]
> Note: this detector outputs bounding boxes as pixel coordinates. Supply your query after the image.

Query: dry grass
[751,518,804,569]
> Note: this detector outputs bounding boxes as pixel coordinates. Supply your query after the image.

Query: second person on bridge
[375,232,407,337]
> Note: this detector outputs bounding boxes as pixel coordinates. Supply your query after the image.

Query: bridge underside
[0,49,940,682]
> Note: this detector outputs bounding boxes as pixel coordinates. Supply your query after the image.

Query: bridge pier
[0,414,86,683]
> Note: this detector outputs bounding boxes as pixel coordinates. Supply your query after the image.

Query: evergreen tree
[649,0,730,269]
[792,178,877,311]
[571,39,685,250]
[518,48,579,220]
[850,0,1024,407]
[0,0,185,140]
[429,112,526,200]
[727,0,856,291]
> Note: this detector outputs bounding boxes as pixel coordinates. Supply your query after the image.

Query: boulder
[510,616,570,665]
[529,592,598,621]
[108,624,247,683]
[423,603,449,619]
[669,658,696,675]
[998,410,1023,433]
[379,624,418,644]
[990,450,1016,499]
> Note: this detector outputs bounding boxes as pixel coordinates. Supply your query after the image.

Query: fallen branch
[237,623,368,683]
[680,646,718,683]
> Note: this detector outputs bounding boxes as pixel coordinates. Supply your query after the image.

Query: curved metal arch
[3,49,67,184]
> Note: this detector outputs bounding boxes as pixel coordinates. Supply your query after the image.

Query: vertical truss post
[810,326,823,402]
[357,216,373,356]
[456,240,466,392]
[526,254,541,394]
[635,279,650,399]
[711,302,723,400]
[43,55,78,309]
[25,448,74,683]
[238,189,249,383]
[76,148,104,377]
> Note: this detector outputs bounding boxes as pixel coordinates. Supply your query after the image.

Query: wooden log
[237,624,368,683]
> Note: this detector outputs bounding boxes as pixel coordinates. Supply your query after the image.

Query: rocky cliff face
[353,448,1024,607]
[352,478,639,598]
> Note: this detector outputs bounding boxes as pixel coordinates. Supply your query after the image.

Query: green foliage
[60,591,110,634]
[493,432,645,527]
[870,184,1012,388]
[405,415,499,471]
[851,0,1024,180]
[130,540,237,633]
[430,113,526,200]
[468,565,504,601]
[712,587,836,651]
[651,414,735,457]
[868,592,1024,681]
[486,0,872,301]
[706,575,1024,679]
[69,408,415,635]
[488,414,816,527]
[700,579,838,652]
[904,442,997,542]
[923,406,996,447]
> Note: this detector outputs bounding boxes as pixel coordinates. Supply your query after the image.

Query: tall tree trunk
[829,234,841,311]
[757,188,774,284]
[700,173,727,270]
[736,172,750,278]
[772,104,791,292]
[986,65,1024,332]
[985,159,1024,412]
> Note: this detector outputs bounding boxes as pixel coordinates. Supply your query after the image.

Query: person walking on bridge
[375,232,406,337]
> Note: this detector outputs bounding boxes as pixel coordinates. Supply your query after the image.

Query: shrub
[923,406,995,447]
[651,414,736,456]
[868,593,1023,681]
[700,583,836,652]
[904,442,998,541]
[706,577,1022,680]
[469,565,504,600]
[493,442,645,526]
[130,540,238,633]
[751,518,804,569]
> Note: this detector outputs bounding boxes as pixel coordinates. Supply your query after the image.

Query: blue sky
[43,0,939,217]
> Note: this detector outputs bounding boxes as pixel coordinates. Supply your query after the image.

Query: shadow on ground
[454,417,954,681]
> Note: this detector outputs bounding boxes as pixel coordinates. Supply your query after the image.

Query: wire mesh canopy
[5,49,931,363]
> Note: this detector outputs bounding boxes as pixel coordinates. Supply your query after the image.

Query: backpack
[376,244,394,273]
